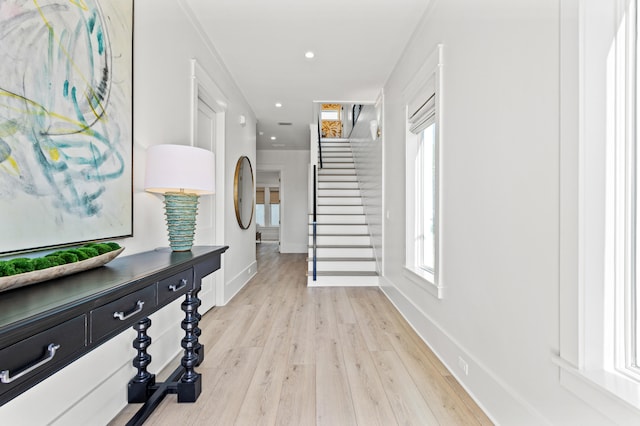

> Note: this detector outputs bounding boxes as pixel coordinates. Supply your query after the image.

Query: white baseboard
[222,260,257,305]
[379,276,550,426]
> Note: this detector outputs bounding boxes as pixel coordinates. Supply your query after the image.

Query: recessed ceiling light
[259,131,264,135]
[305,51,315,59]
[270,136,277,140]
[275,102,282,108]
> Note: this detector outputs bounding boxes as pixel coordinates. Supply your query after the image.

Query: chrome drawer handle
[113,300,144,321]
[0,343,61,384]
[169,278,188,292]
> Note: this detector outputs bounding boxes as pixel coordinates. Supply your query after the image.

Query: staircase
[308,138,379,286]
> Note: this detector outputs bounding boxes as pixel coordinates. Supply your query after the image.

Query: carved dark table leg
[192,285,204,366]
[177,290,201,402]
[128,317,155,403]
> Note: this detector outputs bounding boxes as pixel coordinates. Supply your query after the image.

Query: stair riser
[321,152,352,158]
[321,157,354,163]
[320,163,354,169]
[317,189,361,197]
[309,235,371,245]
[307,275,379,286]
[309,224,369,234]
[316,205,364,214]
[321,141,350,146]
[309,247,374,257]
[318,182,359,189]
[319,170,356,176]
[307,261,377,272]
[318,197,362,206]
[318,175,358,182]
[310,215,366,224]
[321,152,353,158]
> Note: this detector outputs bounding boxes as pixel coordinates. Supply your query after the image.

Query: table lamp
[144,144,215,251]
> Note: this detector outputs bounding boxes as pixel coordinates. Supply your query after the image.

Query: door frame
[190,59,227,306]
[257,165,284,250]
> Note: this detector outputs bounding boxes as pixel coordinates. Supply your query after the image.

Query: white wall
[380,0,615,424]
[0,1,256,424]
[257,150,309,253]
[350,104,383,273]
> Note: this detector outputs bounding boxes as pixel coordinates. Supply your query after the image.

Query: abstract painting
[0,0,133,254]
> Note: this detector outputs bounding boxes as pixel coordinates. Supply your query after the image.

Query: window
[256,188,265,226]
[413,106,436,274]
[270,188,280,226]
[255,186,279,227]
[321,110,339,121]
[403,44,443,299]
[612,0,640,378]
[603,0,639,382]
[556,0,640,420]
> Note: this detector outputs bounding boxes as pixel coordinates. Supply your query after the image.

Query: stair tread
[309,244,373,248]
[309,223,367,225]
[310,213,366,215]
[308,257,376,261]
[307,271,378,276]
[309,234,369,237]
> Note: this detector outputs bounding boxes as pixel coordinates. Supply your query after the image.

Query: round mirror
[234,156,254,229]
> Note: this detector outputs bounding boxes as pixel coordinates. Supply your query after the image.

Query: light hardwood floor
[110,243,492,425]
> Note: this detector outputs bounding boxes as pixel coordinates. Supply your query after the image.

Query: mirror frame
[233,156,254,229]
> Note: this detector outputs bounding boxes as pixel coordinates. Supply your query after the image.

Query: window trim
[403,44,444,299]
[556,0,640,421]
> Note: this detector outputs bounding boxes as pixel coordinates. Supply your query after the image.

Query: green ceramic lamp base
[163,192,200,251]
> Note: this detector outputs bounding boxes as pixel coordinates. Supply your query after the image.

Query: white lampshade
[144,144,215,195]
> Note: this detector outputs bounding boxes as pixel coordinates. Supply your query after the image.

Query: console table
[0,245,228,425]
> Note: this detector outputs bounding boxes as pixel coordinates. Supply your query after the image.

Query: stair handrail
[312,164,317,281]
[317,115,323,169]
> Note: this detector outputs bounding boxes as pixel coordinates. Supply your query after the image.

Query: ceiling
[186,0,429,151]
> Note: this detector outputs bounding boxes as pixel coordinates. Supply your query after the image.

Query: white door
[195,97,216,313]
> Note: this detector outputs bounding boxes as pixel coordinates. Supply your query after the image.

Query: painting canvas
[0,0,133,254]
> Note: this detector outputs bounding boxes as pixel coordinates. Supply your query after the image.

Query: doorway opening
[255,170,281,246]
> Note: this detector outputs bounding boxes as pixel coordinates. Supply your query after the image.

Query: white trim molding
[190,58,228,305]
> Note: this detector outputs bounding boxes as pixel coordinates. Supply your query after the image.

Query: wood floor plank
[235,298,295,425]
[205,304,259,360]
[347,288,394,351]
[372,350,440,425]
[387,329,482,425]
[338,323,398,426]
[239,295,280,347]
[193,347,263,425]
[444,374,494,426]
[314,288,358,426]
[332,287,357,324]
[275,364,316,426]
[288,289,317,365]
